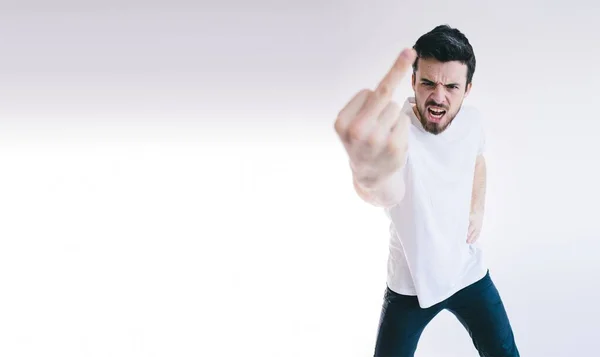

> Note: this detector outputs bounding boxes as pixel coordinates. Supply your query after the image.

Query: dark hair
[412,25,476,86]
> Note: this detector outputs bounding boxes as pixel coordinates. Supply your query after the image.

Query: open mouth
[427,107,446,123]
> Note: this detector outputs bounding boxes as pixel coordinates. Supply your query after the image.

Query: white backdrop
[1,1,599,356]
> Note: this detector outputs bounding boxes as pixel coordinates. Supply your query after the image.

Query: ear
[412,73,416,91]
[464,82,472,98]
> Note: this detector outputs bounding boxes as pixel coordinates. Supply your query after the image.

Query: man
[334,25,519,357]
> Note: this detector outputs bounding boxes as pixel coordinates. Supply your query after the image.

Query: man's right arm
[334,48,416,209]
[352,169,406,208]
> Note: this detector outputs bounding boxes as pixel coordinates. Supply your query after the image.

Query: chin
[420,114,453,135]
[424,123,445,135]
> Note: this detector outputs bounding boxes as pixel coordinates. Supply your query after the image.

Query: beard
[414,96,463,135]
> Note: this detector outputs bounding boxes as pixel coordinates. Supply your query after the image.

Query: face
[411,57,472,135]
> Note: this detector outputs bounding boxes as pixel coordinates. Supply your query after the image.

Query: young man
[334,25,519,357]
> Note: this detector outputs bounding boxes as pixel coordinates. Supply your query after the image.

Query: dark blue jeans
[374,270,519,357]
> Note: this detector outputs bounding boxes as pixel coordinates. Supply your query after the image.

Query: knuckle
[394,116,410,130]
[388,101,401,112]
[366,133,380,148]
[387,142,398,155]
[369,128,387,146]
[334,117,346,134]
[348,123,363,142]
[387,140,406,156]
[396,112,409,122]
[359,88,372,96]
[376,84,390,98]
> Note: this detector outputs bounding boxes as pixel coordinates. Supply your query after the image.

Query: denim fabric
[374,270,519,357]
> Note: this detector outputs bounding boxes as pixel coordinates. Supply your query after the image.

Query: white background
[1,1,599,356]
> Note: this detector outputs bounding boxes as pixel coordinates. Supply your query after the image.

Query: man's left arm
[467,154,486,244]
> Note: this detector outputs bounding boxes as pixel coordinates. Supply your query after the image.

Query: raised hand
[334,48,417,190]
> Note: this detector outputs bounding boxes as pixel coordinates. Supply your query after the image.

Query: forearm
[352,169,405,208]
[470,155,487,216]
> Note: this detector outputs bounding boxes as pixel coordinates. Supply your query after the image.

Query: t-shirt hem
[386,282,417,296]
[386,265,488,308]
[416,266,489,309]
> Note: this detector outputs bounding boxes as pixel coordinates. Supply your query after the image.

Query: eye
[446,85,459,90]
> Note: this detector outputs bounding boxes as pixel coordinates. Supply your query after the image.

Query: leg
[374,287,444,357]
[446,271,520,357]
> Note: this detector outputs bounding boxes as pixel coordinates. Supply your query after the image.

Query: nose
[430,84,446,103]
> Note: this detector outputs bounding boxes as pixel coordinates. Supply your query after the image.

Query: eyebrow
[420,78,461,87]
